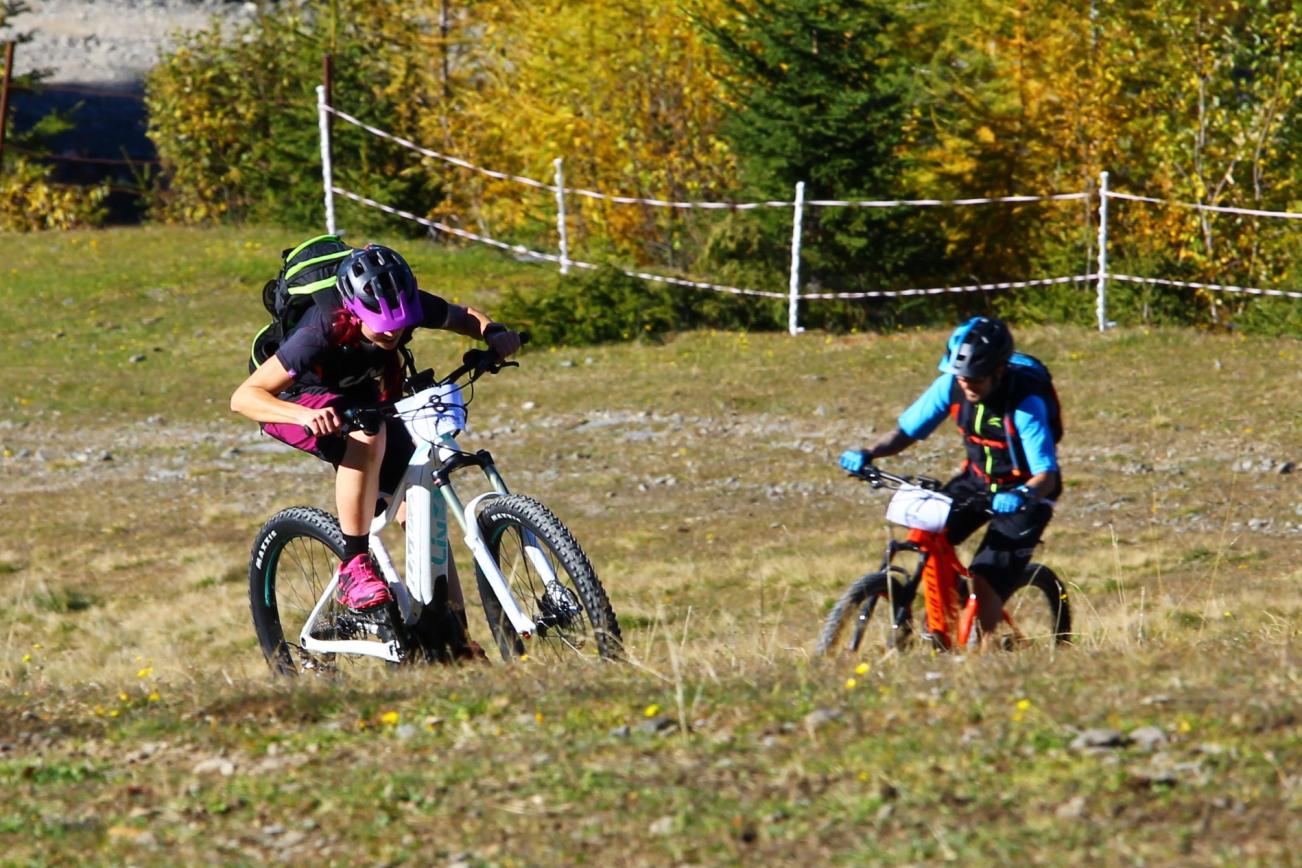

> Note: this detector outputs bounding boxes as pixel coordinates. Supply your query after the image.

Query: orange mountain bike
[817,463,1072,655]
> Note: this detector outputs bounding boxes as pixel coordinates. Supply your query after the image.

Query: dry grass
[0,228,1299,863]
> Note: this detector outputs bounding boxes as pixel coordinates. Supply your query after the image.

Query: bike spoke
[477,497,617,664]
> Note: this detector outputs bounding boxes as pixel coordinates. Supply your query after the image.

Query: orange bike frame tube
[907,528,963,649]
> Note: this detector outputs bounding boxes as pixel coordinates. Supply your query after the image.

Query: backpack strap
[284,248,353,295]
[1001,366,1046,479]
[399,344,418,389]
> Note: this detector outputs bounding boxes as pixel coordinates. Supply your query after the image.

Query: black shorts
[942,473,1054,598]
[261,388,415,497]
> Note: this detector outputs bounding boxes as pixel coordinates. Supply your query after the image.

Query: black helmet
[938,317,1013,378]
[336,245,422,332]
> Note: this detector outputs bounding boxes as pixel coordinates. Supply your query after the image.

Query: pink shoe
[334,553,393,612]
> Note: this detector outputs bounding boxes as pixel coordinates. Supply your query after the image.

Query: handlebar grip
[342,407,383,436]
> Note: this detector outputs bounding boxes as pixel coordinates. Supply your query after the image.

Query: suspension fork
[472,452,559,587]
[434,445,561,638]
[880,538,923,634]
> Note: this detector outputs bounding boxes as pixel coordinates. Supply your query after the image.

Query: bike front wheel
[817,568,912,656]
[996,562,1073,648]
[474,494,621,663]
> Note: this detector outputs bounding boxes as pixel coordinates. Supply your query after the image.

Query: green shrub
[145,0,441,228]
[0,159,108,231]
[497,266,784,347]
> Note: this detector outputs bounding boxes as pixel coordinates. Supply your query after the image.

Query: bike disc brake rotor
[539,581,583,626]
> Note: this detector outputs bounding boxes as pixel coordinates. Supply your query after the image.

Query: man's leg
[969,502,1054,640]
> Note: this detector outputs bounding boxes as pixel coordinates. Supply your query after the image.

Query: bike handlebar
[300,331,532,437]
[847,461,944,492]
[434,330,532,388]
[846,461,1018,515]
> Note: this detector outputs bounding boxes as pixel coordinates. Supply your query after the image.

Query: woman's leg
[336,425,386,537]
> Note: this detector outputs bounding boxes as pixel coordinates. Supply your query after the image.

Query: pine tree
[696,0,949,322]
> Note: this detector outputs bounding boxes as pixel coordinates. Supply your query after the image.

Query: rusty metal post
[0,42,15,172]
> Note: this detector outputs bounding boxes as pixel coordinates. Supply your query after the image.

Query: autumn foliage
[142,0,1302,334]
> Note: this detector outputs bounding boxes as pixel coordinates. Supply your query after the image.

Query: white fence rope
[332,187,788,299]
[326,105,554,192]
[801,274,1098,300]
[324,105,1082,211]
[806,193,1090,207]
[322,99,1302,325]
[1109,273,1302,300]
[1105,190,1302,220]
[334,187,1087,303]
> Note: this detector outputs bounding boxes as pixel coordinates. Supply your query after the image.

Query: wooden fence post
[0,42,16,173]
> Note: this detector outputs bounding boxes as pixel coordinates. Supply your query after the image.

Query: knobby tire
[817,568,911,656]
[474,494,621,663]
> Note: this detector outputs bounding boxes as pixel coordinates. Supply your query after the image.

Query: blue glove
[839,449,868,474]
[992,487,1029,514]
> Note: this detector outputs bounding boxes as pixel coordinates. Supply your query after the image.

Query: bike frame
[297,380,563,663]
[872,475,1028,650]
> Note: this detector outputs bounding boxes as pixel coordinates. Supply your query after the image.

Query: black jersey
[275,290,450,398]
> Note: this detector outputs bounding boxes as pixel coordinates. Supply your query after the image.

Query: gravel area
[5,0,254,84]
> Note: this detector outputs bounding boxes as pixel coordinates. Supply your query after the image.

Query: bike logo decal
[254,529,279,570]
[431,500,449,568]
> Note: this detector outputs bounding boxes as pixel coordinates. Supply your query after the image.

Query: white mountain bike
[247,344,622,674]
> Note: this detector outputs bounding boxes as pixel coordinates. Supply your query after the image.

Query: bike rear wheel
[817,568,912,656]
[474,494,621,663]
[248,506,399,676]
[996,562,1073,648]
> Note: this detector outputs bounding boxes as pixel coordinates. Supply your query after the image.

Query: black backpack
[249,235,354,372]
[1004,352,1064,444]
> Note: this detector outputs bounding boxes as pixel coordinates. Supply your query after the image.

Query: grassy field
[1,226,1299,865]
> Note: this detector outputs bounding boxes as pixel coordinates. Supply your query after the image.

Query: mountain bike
[247,343,622,675]
[817,463,1071,656]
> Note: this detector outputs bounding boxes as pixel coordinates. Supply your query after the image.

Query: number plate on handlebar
[394,383,468,444]
[885,485,952,532]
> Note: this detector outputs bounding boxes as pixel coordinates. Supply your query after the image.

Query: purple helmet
[336,245,423,332]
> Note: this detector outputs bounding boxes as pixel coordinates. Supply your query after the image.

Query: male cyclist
[839,317,1061,641]
[231,244,521,649]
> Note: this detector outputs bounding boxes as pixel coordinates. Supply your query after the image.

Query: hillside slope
[0,227,1298,864]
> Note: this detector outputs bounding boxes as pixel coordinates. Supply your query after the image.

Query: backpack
[249,234,354,373]
[1004,351,1064,444]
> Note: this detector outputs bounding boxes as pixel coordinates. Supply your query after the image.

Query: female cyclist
[230,244,522,636]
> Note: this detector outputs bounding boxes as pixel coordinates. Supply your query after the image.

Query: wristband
[483,322,508,337]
